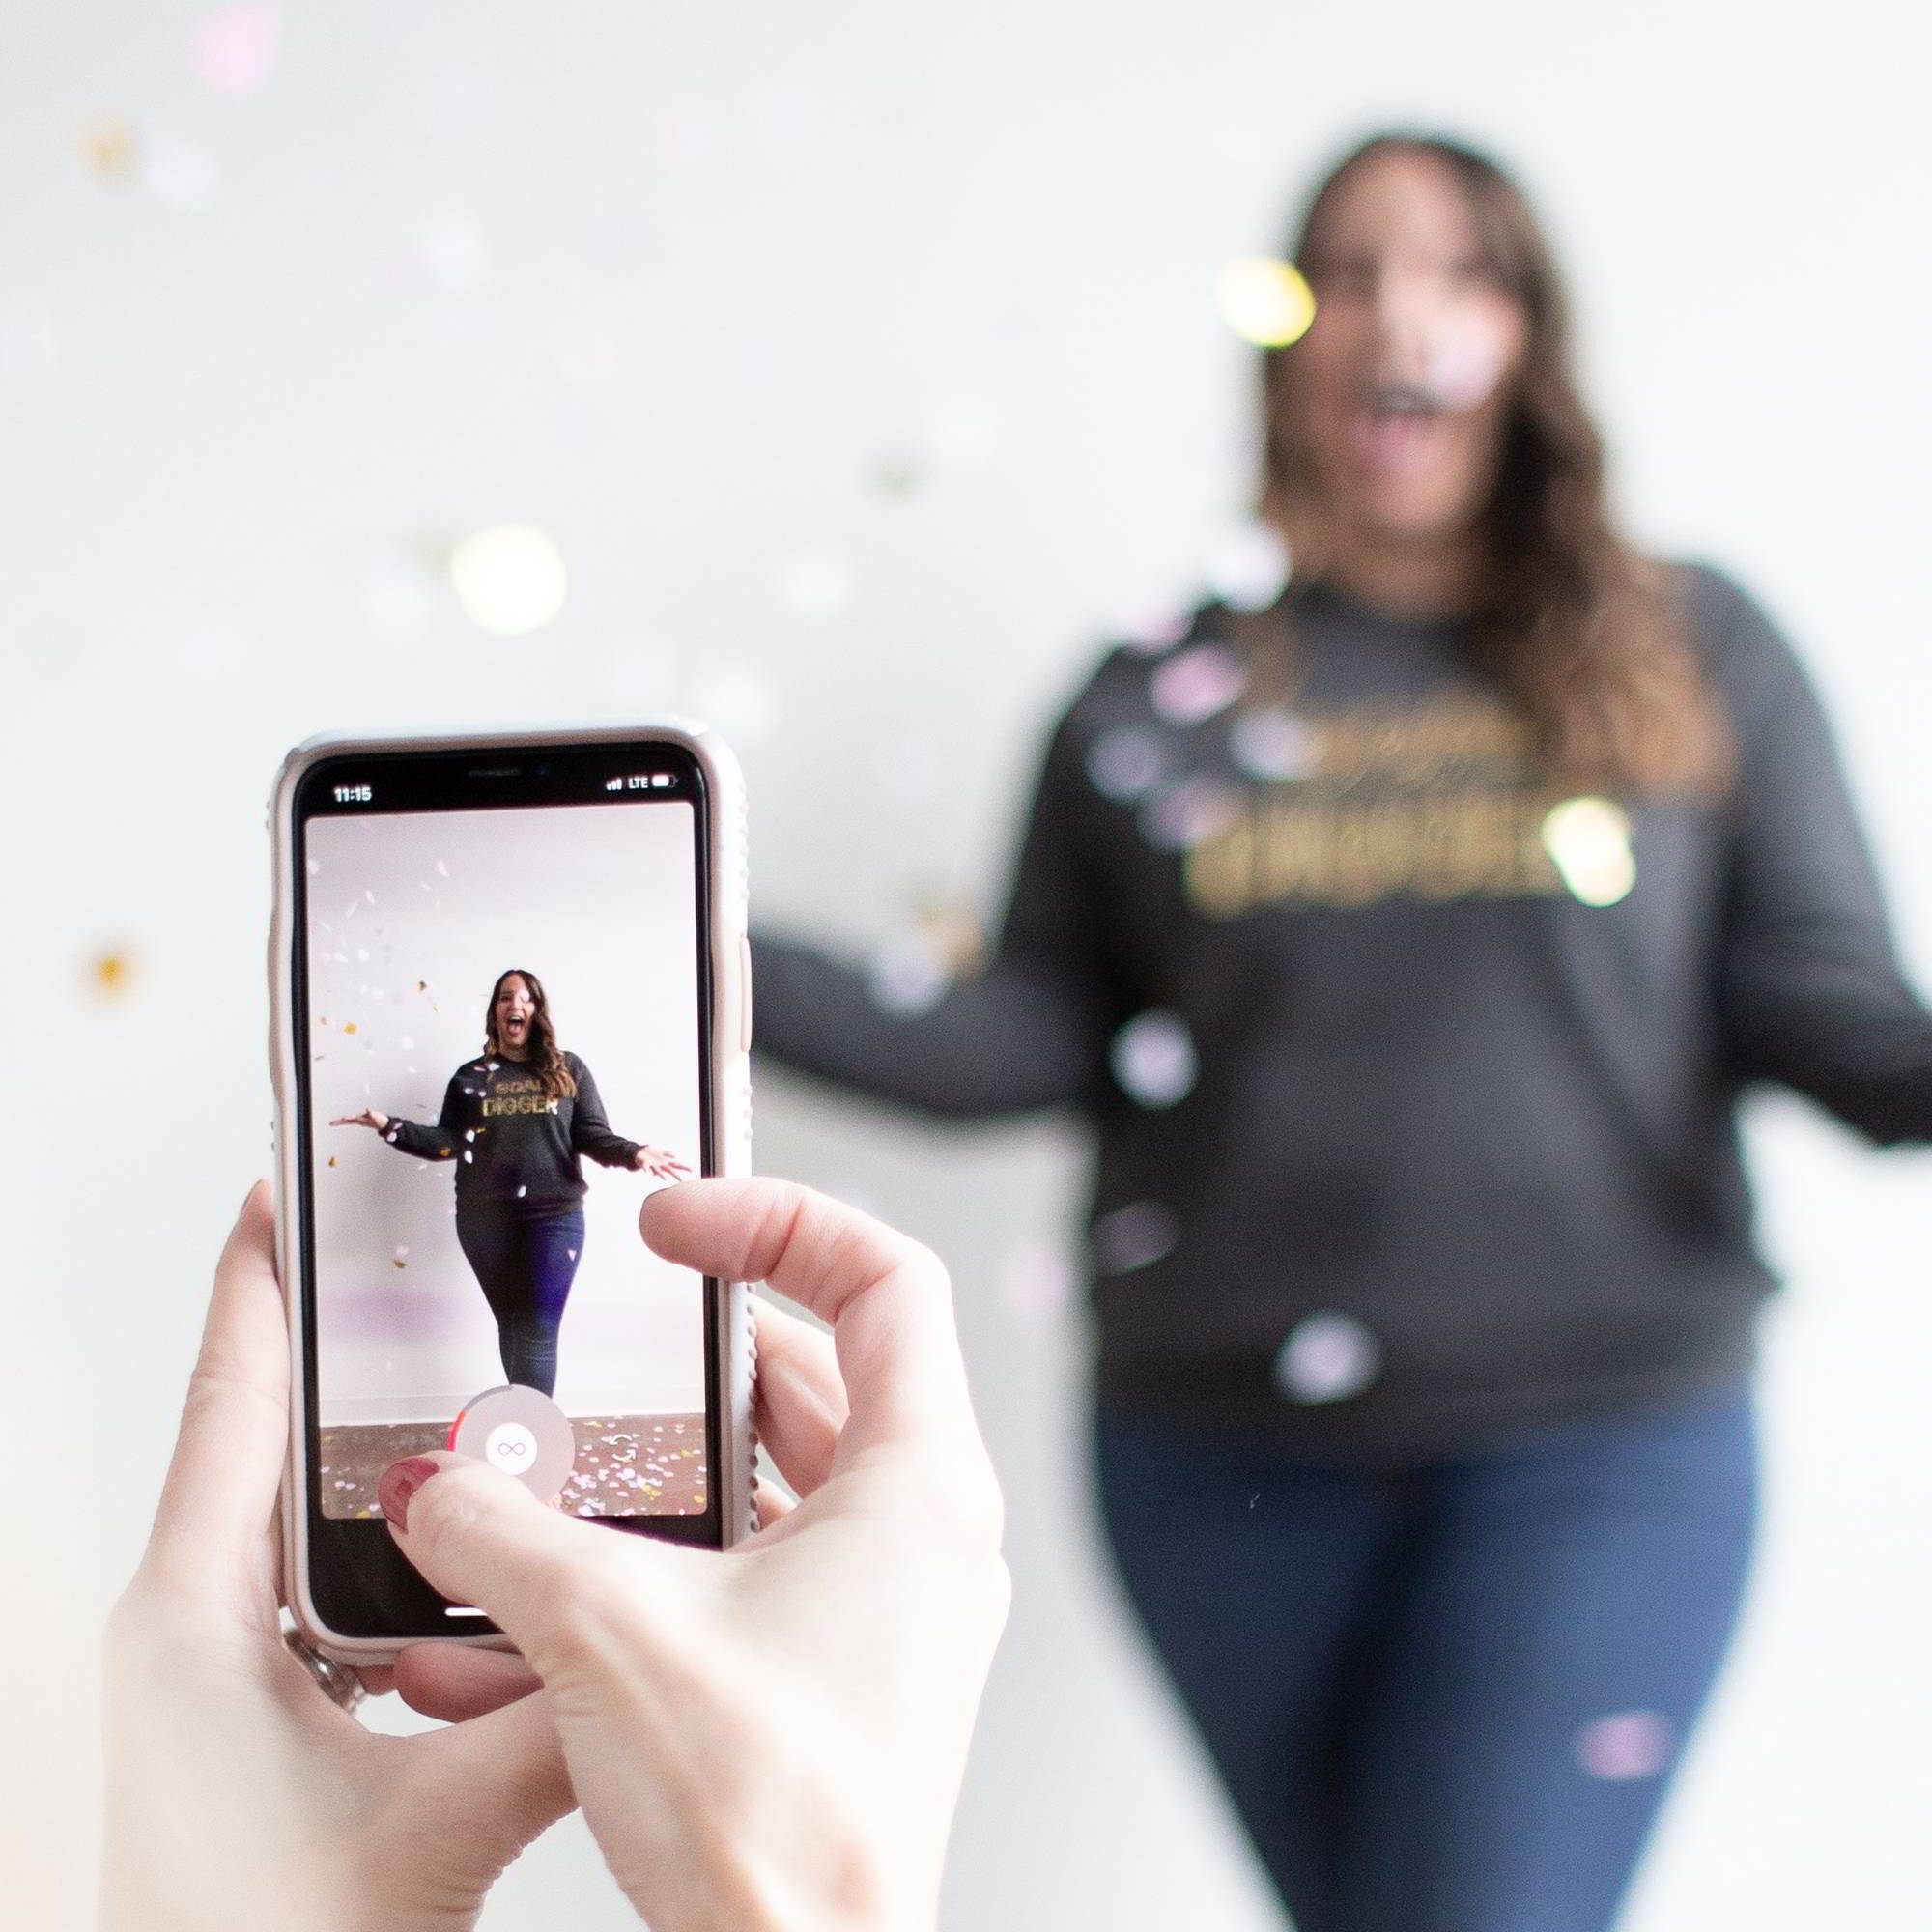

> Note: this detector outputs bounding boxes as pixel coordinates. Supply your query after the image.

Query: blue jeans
[454,1205,586,1398]
[1094,1382,1757,1932]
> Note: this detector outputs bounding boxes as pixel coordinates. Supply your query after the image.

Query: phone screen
[290,739,723,1638]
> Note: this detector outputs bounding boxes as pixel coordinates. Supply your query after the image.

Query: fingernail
[378,1457,440,1530]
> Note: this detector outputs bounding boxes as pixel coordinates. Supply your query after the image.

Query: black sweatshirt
[753,566,1932,1460]
[381,1050,642,1214]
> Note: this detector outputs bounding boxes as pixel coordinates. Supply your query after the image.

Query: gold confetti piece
[89,948,135,996]
[81,120,141,184]
[416,980,428,992]
[1217,257,1317,348]
[391,1258,407,1269]
[343,1021,357,1033]
[327,1155,338,1167]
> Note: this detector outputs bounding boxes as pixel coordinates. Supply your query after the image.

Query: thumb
[379,1452,654,1675]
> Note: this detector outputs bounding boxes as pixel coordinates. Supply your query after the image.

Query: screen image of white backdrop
[306,799,703,1426]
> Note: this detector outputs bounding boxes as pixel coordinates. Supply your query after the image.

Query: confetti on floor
[319,1412,707,1519]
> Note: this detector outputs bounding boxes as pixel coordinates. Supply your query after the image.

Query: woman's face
[494,976,536,1053]
[1289,149,1529,549]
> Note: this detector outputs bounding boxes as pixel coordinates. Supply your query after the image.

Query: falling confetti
[1576,1711,1673,1781]
[1110,1010,1199,1108]
[1150,645,1247,726]
[1275,1311,1380,1404]
[191,6,279,95]
[143,137,221,212]
[1216,257,1317,349]
[327,1155,337,1167]
[343,1021,357,1034]
[866,930,952,1016]
[1140,780,1239,852]
[80,121,141,184]
[1542,797,1636,907]
[88,948,135,998]
[419,211,493,294]
[1230,707,1318,782]
[1204,520,1292,612]
[1093,1200,1180,1274]
[1086,727,1168,803]
[999,1245,1076,1322]
[774,548,855,620]
[448,524,567,636]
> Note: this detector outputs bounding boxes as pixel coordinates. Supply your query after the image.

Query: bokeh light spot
[1140,780,1239,852]
[1110,1010,1199,1108]
[866,930,952,1017]
[999,1245,1076,1323]
[1576,1711,1673,1781]
[80,121,141,185]
[1086,726,1168,803]
[1230,707,1318,781]
[192,7,279,96]
[89,949,135,999]
[1151,644,1248,726]
[447,525,568,637]
[775,548,855,620]
[1204,519,1292,613]
[1542,796,1635,906]
[1093,1201,1180,1275]
[1217,258,1317,349]
[1275,1311,1380,1403]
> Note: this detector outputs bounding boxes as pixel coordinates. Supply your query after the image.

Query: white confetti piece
[1151,644,1247,726]
[1110,1010,1198,1108]
[1275,1312,1380,1404]
[1092,1201,1179,1274]
[1086,726,1167,803]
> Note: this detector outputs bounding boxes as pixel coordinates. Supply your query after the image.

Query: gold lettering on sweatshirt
[481,1077,560,1119]
[1183,696,1578,918]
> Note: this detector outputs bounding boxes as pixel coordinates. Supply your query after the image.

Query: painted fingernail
[378,1457,440,1530]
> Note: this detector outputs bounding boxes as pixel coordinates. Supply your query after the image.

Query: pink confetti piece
[192,6,279,96]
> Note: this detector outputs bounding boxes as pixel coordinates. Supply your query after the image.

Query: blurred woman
[334,968,687,1397]
[751,132,1932,1930]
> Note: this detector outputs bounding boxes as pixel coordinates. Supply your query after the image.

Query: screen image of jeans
[455,1205,587,1399]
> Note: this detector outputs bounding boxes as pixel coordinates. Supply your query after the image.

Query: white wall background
[306,801,705,1422]
[8,2,1932,1927]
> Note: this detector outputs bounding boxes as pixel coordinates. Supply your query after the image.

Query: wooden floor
[319,1412,709,1519]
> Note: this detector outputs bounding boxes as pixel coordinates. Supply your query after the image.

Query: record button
[448,1385,577,1503]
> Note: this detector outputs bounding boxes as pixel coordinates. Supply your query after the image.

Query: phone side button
[738,934,753,1053]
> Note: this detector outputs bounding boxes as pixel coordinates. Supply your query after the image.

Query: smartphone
[270,724,754,1664]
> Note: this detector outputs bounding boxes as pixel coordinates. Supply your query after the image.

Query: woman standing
[750,134,1932,1929]
[334,968,688,1399]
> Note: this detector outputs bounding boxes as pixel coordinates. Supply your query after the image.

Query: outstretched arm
[752,709,1122,1121]
[568,1056,687,1174]
[332,1075,463,1160]
[1710,573,1932,1142]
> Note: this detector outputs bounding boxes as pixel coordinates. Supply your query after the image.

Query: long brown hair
[1260,131,1729,797]
[483,969,577,1100]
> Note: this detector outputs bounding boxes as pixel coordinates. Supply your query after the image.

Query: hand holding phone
[103,1179,1009,1932]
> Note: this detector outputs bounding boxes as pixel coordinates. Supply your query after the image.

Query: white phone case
[268,720,754,1666]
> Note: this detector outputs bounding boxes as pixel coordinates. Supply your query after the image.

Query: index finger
[642,1179,980,1476]
[141,1182,289,1599]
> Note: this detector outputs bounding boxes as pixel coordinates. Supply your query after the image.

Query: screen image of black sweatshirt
[382,1050,642,1214]
[753,565,1932,1461]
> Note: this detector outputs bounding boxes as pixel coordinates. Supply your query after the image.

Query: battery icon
[650,774,674,788]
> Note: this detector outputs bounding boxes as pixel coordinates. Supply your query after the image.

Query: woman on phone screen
[334,968,687,1399]
[750,133,1932,1930]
